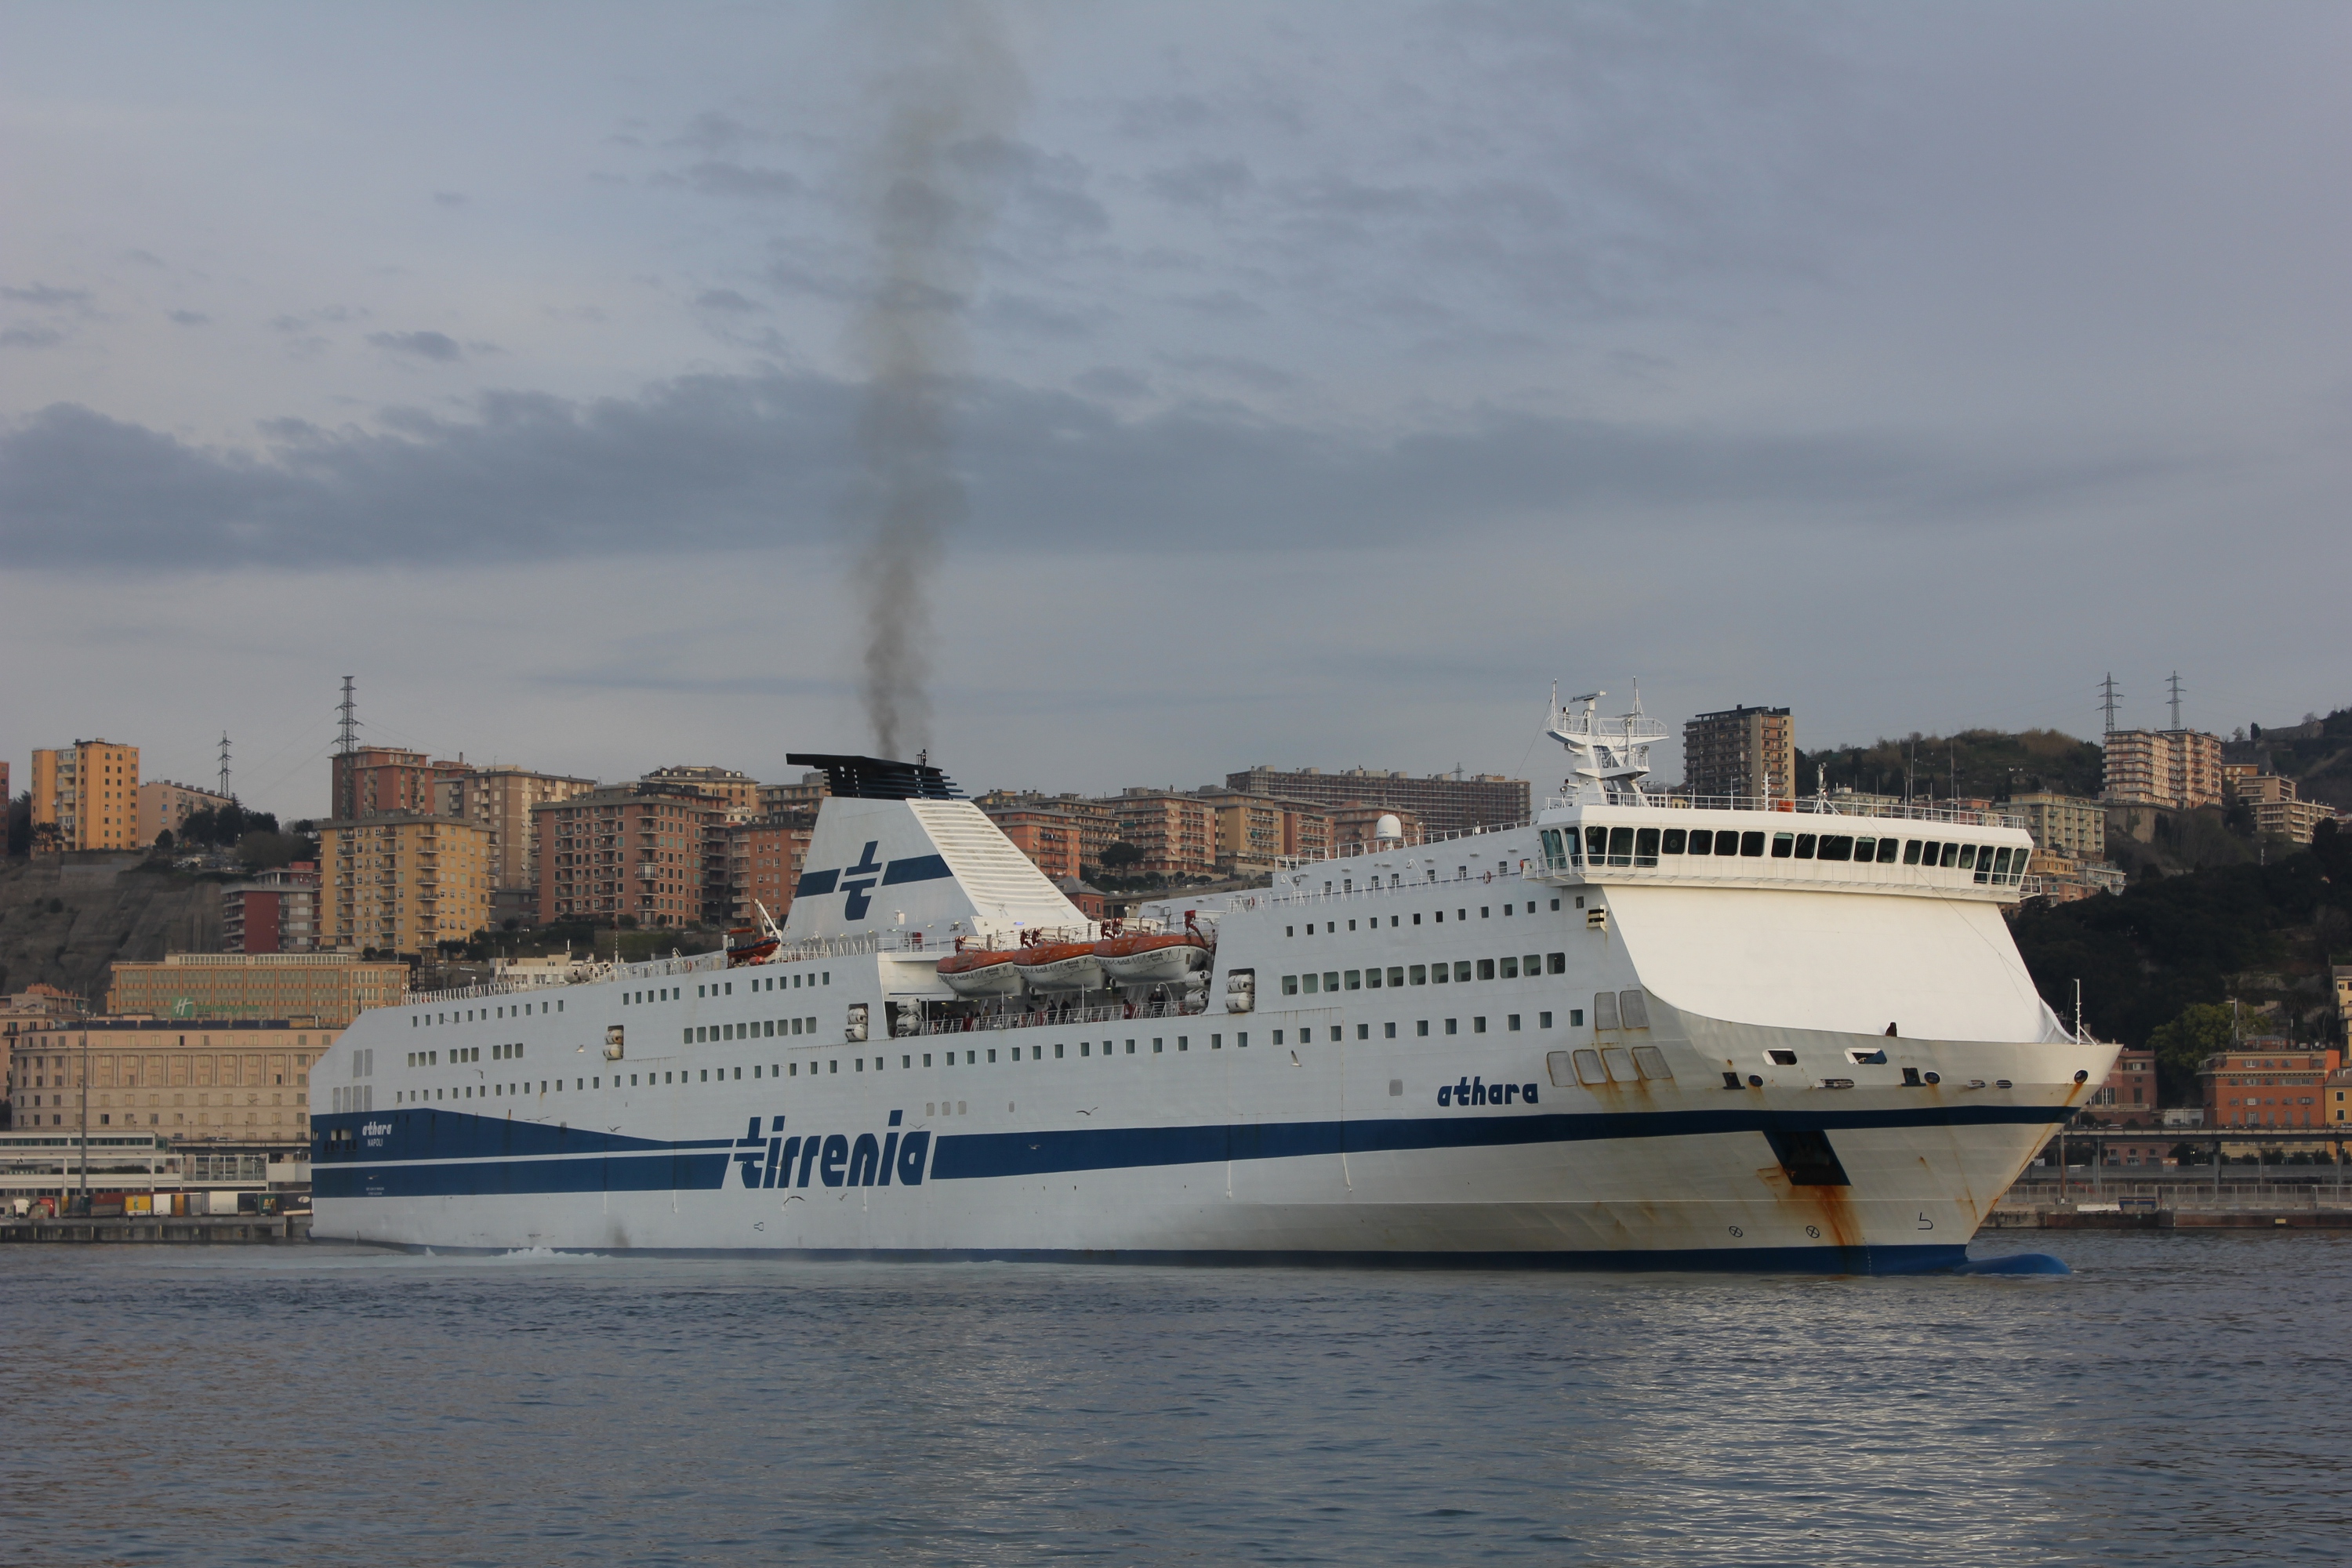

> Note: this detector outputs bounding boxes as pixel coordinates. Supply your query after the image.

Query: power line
[2167,671,2184,732]
[2099,673,2122,736]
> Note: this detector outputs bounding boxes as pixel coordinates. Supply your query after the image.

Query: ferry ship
[310,691,2111,1272]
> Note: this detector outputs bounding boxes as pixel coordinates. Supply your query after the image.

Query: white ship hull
[312,740,2108,1273]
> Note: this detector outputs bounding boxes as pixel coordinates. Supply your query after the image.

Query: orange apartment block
[731,811,818,924]
[535,786,724,928]
[137,779,234,848]
[2102,728,2223,810]
[980,805,1084,881]
[2084,1047,2158,1125]
[1111,791,1217,878]
[331,746,471,821]
[320,814,494,956]
[439,766,597,890]
[2199,1038,2343,1131]
[1330,802,1423,852]
[31,739,140,851]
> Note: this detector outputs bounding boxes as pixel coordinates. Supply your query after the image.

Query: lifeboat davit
[936,947,1026,998]
[725,927,780,967]
[1013,939,1105,993]
[1094,930,1212,986]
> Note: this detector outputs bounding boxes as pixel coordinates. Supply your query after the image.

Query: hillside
[1793,728,2105,803]
[2242,705,2352,811]
[0,855,225,1007]
[2009,822,2350,1103]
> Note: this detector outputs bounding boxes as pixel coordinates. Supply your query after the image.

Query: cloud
[1145,156,1254,210]
[365,330,464,361]
[667,160,802,199]
[1,327,64,350]
[432,191,468,207]
[166,310,211,326]
[0,370,2196,575]
[691,289,764,314]
[2,283,91,307]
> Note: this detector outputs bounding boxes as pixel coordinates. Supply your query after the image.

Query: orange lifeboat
[1013,938,1105,993]
[1094,929,1211,986]
[937,946,1025,998]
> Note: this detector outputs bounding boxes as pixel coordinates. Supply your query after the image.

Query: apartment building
[2225,770,2336,845]
[320,814,494,956]
[105,953,403,1027]
[1225,766,1527,837]
[975,800,1085,881]
[2084,1047,2158,1126]
[1681,706,1794,804]
[5,1014,333,1137]
[438,766,597,890]
[534,785,724,928]
[973,791,1119,873]
[2199,1039,2343,1131]
[330,746,472,822]
[643,765,760,812]
[31,739,140,851]
[2102,728,2223,810]
[2011,793,2106,860]
[1109,791,1218,878]
[136,779,233,848]
[758,773,830,815]
[731,810,818,925]
[1330,803,1421,853]
[222,863,323,954]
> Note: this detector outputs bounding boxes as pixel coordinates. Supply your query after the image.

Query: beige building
[5,1014,332,1137]
[643,765,760,812]
[31,739,141,851]
[2225,771,2335,846]
[106,952,403,1025]
[321,814,495,955]
[2102,728,2222,810]
[1681,706,1794,804]
[1224,765,1525,837]
[1109,791,1218,878]
[439,766,597,891]
[2011,793,2105,860]
[136,779,234,848]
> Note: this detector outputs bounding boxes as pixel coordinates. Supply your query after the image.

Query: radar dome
[1374,813,1404,841]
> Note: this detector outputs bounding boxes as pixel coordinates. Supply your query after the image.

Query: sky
[4,1,2348,826]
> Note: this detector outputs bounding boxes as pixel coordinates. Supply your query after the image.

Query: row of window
[1287,900,1559,937]
[413,1000,563,1029]
[1282,954,1570,994]
[1541,826,2028,881]
[689,1018,822,1041]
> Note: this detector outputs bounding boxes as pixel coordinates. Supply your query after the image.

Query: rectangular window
[1940,842,1959,868]
[1345,970,1362,991]
[1851,837,1875,862]
[1904,839,1923,865]
[1499,957,1518,978]
[1540,1011,1552,1028]
[1877,837,1900,864]
[1477,959,1497,981]
[1444,1018,1457,1036]
[1323,971,1339,993]
[1634,827,1660,866]
[1794,833,1817,858]
[1473,1017,1487,1033]
[1508,1014,1521,1031]
[1771,833,1795,858]
[1417,1020,1429,1036]
[1661,829,1686,855]
[1450,961,1468,982]
[1607,826,1635,866]
[1386,967,1404,987]
[1740,832,1765,857]
[1818,834,1853,862]
[1282,975,1299,996]
[1959,844,1978,870]
[1687,829,1711,855]
[1384,1022,1396,1038]
[1301,973,1318,994]
[1409,964,1426,985]
[1272,1030,1283,1046]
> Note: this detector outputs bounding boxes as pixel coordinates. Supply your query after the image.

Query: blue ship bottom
[311,1235,1984,1276]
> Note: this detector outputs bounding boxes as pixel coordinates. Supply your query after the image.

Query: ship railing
[1277,816,1535,870]
[1556,793,2027,829]
[894,996,1210,1037]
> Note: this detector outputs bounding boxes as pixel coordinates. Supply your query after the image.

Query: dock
[2,1214,313,1244]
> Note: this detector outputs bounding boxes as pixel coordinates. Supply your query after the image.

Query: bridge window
[1818,834,1852,862]
[1737,832,1762,857]
[1584,826,1606,862]
[1939,842,1959,868]
[1606,827,1634,866]
[1635,828,1660,865]
[1771,833,1795,858]
[1794,833,1817,858]
[1877,838,1900,863]
[1958,844,1977,870]
[1686,829,1711,855]
[1661,829,1686,854]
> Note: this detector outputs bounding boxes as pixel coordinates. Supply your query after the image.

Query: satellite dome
[1374,813,1404,841]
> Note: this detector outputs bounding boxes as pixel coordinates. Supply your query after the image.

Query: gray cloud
[365,330,464,361]
[2,283,91,307]
[433,191,468,207]
[0,369,2195,574]
[166,310,211,326]
[692,289,764,314]
[1,327,64,350]
[669,160,801,199]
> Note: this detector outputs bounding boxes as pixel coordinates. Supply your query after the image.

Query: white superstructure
[311,703,2110,1272]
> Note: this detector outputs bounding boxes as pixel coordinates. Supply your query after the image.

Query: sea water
[3,1233,2344,1566]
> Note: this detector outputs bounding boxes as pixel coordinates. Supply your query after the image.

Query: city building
[758,772,831,815]
[4,1014,332,1142]
[2024,849,2125,905]
[106,953,403,1025]
[2101,728,2222,810]
[330,746,470,822]
[222,863,323,954]
[2225,771,2335,846]
[1200,791,1286,874]
[2010,793,2105,861]
[320,814,495,955]
[1329,803,1422,854]
[438,766,597,890]
[2198,1039,2343,1131]
[2327,1065,2352,1127]
[2083,1047,2158,1125]
[975,799,1085,882]
[642,765,760,812]
[1680,706,1794,804]
[1109,791,1218,879]
[730,810,818,924]
[533,784,724,928]
[1225,766,1526,838]
[136,779,234,848]
[972,791,1119,873]
[30,739,140,851]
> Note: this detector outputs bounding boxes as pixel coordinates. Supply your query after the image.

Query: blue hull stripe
[304,1235,1977,1276]
[312,1103,2064,1200]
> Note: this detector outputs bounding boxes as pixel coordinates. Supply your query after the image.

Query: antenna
[2167,671,2183,731]
[218,732,233,801]
[2099,673,2122,736]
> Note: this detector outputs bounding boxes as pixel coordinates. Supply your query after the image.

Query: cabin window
[1584,826,1607,861]
[1958,844,1977,870]
[1282,975,1299,996]
[1301,973,1318,994]
[1445,1019,1458,1035]
[1794,833,1817,858]
[1323,971,1340,992]
[1365,967,1382,989]
[1548,953,1566,974]
[1499,957,1519,978]
[1387,967,1404,987]
[1606,826,1635,866]
[1771,833,1795,858]
[1818,834,1852,862]
[1454,962,1472,982]
[1570,1008,1584,1025]
[1687,829,1711,855]
[1939,842,1959,867]
[1477,959,1497,981]
[1430,962,1447,984]
[1634,827,1660,866]
[1661,829,1686,855]
[1876,837,1900,863]
[1345,970,1363,991]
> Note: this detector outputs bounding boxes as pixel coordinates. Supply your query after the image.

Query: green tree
[2147,1002,2235,1106]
